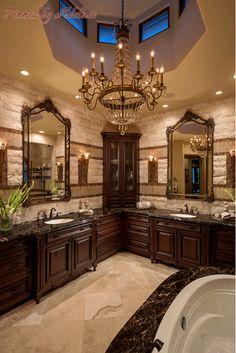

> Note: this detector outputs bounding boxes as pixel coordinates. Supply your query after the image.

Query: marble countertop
[105,266,234,353]
[0,207,234,243]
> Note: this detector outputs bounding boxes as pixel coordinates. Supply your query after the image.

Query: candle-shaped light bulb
[91,52,95,70]
[160,65,164,84]
[156,67,160,83]
[118,42,123,61]
[100,54,104,73]
[150,50,155,68]
[136,53,140,72]
[82,70,85,86]
[84,67,89,84]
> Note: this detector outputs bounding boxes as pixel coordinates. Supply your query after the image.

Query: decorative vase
[0,214,13,232]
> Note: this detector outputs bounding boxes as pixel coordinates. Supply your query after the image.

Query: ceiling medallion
[79,0,166,135]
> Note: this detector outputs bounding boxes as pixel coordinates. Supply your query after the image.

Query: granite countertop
[0,207,234,243]
[105,266,234,353]
[123,208,235,227]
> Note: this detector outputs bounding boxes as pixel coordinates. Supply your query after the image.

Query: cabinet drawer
[97,216,121,230]
[0,277,32,315]
[127,230,150,243]
[0,238,30,263]
[155,219,201,232]
[97,230,120,245]
[0,254,30,283]
[46,224,92,243]
[127,238,150,257]
[127,223,149,236]
[97,238,121,262]
[97,225,120,241]
[127,214,150,224]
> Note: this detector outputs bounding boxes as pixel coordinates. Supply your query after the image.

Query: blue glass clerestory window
[59,0,87,36]
[139,7,170,42]
[97,23,117,44]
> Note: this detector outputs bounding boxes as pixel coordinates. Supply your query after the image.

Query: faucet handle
[37,209,46,221]
[190,206,199,215]
[177,208,183,213]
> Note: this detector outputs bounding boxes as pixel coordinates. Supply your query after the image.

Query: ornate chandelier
[190,135,211,153]
[79,0,166,135]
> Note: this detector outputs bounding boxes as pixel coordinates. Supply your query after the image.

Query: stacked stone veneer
[0,73,105,223]
[136,96,235,214]
[0,72,235,222]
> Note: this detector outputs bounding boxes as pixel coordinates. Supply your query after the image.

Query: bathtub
[152,275,235,353]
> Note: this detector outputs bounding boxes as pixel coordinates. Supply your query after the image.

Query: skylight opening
[97,23,117,44]
[59,0,87,36]
[139,7,170,43]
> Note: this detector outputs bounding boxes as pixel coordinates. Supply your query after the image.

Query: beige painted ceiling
[79,0,161,18]
[0,0,234,114]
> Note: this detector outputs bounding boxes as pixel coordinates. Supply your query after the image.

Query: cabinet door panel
[155,228,177,264]
[102,133,140,208]
[45,239,71,288]
[178,231,202,266]
[73,234,93,276]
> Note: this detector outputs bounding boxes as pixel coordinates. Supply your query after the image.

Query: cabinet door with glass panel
[102,132,141,208]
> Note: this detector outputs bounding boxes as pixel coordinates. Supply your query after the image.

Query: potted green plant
[0,182,34,232]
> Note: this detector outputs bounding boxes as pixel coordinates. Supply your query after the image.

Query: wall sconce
[56,162,63,182]
[147,155,158,184]
[0,143,7,185]
[147,155,156,161]
[0,142,7,150]
[78,153,89,186]
[78,152,90,160]
[227,150,235,188]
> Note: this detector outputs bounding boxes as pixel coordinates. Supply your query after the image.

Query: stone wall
[0,72,234,222]
[0,73,104,223]
[136,96,235,213]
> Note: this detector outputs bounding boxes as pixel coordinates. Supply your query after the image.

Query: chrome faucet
[49,207,57,218]
[37,209,46,221]
[183,204,189,214]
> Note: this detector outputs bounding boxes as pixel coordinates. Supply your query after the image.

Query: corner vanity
[0,208,234,315]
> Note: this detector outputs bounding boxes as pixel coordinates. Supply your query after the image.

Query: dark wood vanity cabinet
[102,132,141,208]
[210,225,235,268]
[35,222,96,301]
[96,214,122,262]
[125,213,150,258]
[0,237,32,315]
[151,218,209,267]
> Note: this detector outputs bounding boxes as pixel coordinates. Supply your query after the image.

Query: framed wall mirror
[22,99,71,205]
[166,110,214,201]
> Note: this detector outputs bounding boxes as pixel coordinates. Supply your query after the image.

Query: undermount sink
[44,218,74,225]
[169,213,197,219]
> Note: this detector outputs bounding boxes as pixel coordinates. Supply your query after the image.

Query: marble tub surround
[0,253,176,353]
[105,267,234,353]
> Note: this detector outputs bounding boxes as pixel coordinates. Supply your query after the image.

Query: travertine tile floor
[0,252,176,353]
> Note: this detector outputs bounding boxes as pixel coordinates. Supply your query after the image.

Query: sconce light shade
[0,142,7,150]
[147,155,154,161]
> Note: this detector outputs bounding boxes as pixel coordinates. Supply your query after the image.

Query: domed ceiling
[0,0,234,112]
